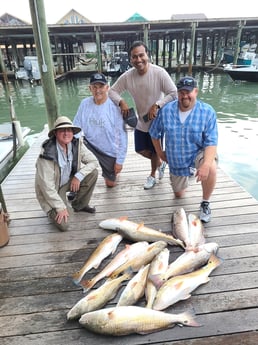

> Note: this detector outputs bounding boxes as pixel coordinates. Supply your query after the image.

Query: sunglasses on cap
[177,77,197,89]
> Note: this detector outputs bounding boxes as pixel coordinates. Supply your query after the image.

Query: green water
[1,72,258,200]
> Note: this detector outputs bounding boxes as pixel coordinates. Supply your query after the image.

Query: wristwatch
[155,103,160,109]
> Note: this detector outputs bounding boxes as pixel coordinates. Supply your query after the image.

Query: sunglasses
[177,78,196,88]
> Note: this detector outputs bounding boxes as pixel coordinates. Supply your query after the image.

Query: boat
[223,63,258,82]
[106,51,130,76]
[0,97,31,182]
[15,56,41,84]
[77,56,95,66]
[0,122,31,182]
[223,43,257,66]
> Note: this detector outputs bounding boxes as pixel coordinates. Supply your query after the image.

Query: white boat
[15,56,41,84]
[223,43,257,66]
[0,122,31,182]
[106,52,130,76]
[223,63,258,82]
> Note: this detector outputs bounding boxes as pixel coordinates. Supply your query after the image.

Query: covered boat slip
[0,129,257,344]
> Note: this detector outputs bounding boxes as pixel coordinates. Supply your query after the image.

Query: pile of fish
[67,208,223,336]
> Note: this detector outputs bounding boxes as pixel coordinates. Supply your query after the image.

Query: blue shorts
[134,129,156,153]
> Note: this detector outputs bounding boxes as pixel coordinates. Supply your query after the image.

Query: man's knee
[81,168,98,186]
[48,209,69,232]
[136,149,152,159]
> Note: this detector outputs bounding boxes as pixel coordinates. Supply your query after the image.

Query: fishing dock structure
[0,128,257,344]
[1,13,258,78]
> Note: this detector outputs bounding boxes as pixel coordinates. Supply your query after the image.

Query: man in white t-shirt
[109,41,177,190]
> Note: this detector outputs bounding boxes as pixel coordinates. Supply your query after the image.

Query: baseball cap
[125,108,138,128]
[90,73,107,85]
[177,76,197,91]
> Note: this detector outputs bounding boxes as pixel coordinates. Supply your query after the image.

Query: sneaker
[144,176,156,190]
[199,201,211,223]
[158,161,167,180]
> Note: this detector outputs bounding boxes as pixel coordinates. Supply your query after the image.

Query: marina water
[0,71,258,201]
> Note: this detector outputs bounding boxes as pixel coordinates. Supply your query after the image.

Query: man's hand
[114,163,123,175]
[196,163,210,182]
[148,103,160,120]
[70,176,80,192]
[119,99,129,118]
[55,208,69,224]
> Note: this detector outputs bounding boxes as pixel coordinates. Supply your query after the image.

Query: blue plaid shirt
[149,99,218,176]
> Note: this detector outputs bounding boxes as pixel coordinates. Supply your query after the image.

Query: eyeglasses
[177,78,196,88]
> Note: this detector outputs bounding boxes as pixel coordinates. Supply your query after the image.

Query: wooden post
[143,24,149,47]
[0,185,7,214]
[29,0,59,130]
[188,22,197,75]
[233,20,245,65]
[0,47,9,85]
[95,26,102,72]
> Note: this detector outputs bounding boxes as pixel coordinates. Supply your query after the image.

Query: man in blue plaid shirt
[149,76,218,223]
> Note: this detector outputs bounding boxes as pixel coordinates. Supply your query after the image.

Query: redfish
[72,233,123,285]
[79,306,200,335]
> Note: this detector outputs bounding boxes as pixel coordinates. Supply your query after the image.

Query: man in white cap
[73,72,128,187]
[35,116,99,231]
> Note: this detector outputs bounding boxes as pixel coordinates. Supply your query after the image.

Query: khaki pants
[50,169,98,231]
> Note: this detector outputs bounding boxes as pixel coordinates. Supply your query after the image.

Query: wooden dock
[0,128,257,344]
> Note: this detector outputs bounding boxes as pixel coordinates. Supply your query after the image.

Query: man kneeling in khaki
[35,116,99,231]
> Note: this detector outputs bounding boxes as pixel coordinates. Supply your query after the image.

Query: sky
[1,0,258,24]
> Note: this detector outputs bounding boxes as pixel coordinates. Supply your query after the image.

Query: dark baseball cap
[177,76,197,91]
[90,73,107,85]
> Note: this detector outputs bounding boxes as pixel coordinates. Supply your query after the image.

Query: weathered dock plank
[0,129,257,344]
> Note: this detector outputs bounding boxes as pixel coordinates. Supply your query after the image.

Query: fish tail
[145,299,154,309]
[79,278,95,292]
[148,274,165,290]
[121,267,134,281]
[177,309,202,327]
[72,271,83,285]
[209,253,224,269]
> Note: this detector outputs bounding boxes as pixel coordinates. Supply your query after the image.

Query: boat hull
[224,68,258,82]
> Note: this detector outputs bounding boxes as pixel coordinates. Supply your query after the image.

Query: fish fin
[107,309,116,320]
[137,223,145,230]
[185,245,199,253]
[92,262,101,269]
[119,216,128,221]
[174,281,185,290]
[86,293,97,301]
[182,293,192,300]
[208,253,224,268]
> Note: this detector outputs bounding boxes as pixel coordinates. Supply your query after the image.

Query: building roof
[56,9,91,25]
[0,13,30,26]
[125,12,148,22]
[171,13,207,20]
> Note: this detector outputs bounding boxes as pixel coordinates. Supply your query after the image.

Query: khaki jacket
[35,136,98,213]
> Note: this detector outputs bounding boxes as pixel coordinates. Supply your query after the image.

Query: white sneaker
[158,161,167,180]
[144,176,156,190]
